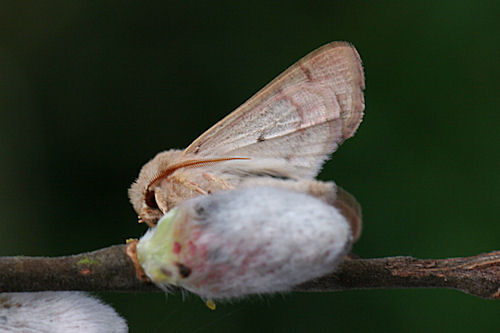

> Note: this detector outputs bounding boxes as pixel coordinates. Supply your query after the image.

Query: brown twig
[295,251,500,299]
[0,244,498,299]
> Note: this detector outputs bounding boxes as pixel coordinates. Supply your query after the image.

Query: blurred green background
[0,1,498,332]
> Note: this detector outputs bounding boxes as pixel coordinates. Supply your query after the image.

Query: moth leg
[170,174,208,195]
[202,173,233,190]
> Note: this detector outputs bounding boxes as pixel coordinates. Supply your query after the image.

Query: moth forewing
[183,42,364,173]
[129,41,365,234]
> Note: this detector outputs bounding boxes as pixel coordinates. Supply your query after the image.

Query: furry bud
[137,187,352,300]
[0,292,127,333]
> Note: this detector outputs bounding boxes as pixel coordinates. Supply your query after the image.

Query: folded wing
[183,42,365,179]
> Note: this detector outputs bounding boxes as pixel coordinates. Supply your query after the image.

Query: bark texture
[0,244,498,299]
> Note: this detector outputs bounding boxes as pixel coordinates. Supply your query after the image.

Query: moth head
[128,149,183,226]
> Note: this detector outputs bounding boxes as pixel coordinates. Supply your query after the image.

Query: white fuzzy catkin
[0,292,127,333]
[137,186,353,300]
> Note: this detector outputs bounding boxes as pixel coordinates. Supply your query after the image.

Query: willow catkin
[137,186,353,300]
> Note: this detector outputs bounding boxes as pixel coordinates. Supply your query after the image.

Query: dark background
[0,1,498,332]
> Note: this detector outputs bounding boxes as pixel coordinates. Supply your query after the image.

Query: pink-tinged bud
[137,187,352,300]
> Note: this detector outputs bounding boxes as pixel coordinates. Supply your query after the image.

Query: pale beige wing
[183,41,365,179]
[333,187,362,242]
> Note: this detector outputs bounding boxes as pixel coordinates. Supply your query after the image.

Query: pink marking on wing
[275,87,307,128]
[299,62,313,81]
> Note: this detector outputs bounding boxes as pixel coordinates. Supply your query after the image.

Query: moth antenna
[146,157,250,190]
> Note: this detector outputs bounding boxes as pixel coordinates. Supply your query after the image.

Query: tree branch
[0,244,498,299]
[295,251,500,299]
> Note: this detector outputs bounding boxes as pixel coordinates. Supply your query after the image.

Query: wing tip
[319,41,366,140]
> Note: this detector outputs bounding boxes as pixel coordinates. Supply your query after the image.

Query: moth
[129,41,365,240]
